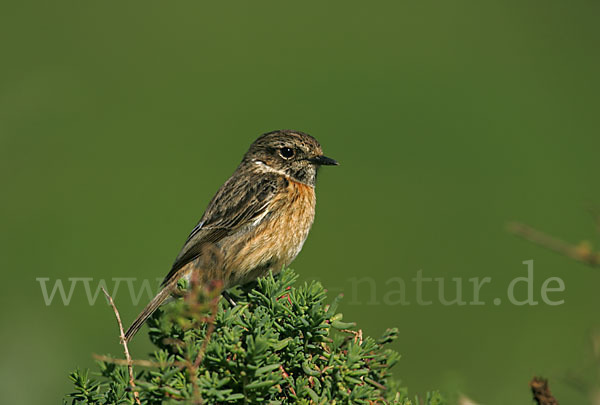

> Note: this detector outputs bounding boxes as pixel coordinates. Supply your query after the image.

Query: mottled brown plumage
[124,130,337,341]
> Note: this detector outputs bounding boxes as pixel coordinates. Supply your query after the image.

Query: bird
[124,129,338,341]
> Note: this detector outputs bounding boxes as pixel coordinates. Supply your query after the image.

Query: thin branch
[341,328,363,345]
[507,221,600,267]
[187,271,222,404]
[530,376,559,405]
[193,294,219,368]
[101,287,142,405]
[92,354,186,369]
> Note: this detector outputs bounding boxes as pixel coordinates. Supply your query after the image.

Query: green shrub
[67,268,444,404]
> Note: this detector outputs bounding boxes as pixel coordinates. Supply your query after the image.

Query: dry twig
[96,277,220,405]
[193,294,219,368]
[101,287,142,405]
[530,376,559,405]
[174,269,223,404]
[92,354,186,368]
[341,328,363,345]
[507,221,600,267]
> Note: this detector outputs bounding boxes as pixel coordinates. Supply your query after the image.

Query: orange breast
[224,179,316,285]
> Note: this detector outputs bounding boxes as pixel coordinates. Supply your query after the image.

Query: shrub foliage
[67,269,444,404]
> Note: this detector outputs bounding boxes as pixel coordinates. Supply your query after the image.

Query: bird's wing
[161,173,284,286]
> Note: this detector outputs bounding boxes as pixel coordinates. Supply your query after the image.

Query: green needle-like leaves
[67,268,444,404]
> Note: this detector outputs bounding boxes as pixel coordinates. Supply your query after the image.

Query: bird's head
[242,129,338,186]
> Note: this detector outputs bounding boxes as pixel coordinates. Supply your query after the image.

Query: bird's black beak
[309,155,339,166]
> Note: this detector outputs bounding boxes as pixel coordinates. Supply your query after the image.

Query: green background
[1,1,599,403]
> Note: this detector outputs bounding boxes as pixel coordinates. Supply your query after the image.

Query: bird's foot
[222,290,237,307]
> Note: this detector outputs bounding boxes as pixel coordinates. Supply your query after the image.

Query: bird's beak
[309,155,339,166]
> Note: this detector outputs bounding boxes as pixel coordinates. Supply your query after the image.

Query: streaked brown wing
[161,173,283,285]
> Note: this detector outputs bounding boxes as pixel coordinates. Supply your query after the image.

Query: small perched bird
[125,130,338,341]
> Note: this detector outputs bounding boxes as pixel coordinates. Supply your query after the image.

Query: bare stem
[530,376,559,405]
[193,294,219,368]
[92,354,186,369]
[101,287,142,405]
[507,221,600,267]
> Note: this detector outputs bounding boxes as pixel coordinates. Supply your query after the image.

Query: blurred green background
[1,1,599,403]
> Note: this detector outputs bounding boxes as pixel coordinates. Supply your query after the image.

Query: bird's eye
[279,147,294,159]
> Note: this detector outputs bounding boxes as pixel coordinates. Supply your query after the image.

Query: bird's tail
[124,284,173,342]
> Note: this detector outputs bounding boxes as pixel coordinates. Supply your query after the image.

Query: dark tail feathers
[124,284,173,342]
